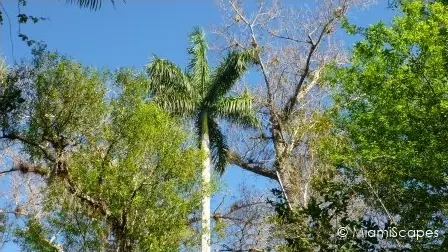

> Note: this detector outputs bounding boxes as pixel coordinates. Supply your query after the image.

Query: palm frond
[194,114,229,174]
[194,113,204,149]
[147,56,191,96]
[147,57,199,116]
[208,118,229,175]
[211,89,259,128]
[203,49,257,106]
[152,94,197,117]
[187,27,210,97]
[66,0,112,10]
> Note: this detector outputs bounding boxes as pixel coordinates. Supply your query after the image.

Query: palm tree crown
[147,27,258,174]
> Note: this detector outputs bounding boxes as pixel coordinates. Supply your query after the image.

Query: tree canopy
[267,1,448,251]
[331,0,447,228]
[1,1,448,251]
[0,52,203,251]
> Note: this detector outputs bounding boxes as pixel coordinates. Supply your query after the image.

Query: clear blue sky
[1,1,223,67]
[1,0,396,250]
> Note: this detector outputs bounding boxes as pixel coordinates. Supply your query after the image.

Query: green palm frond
[147,56,191,96]
[152,94,197,117]
[203,49,257,106]
[208,118,228,175]
[66,0,112,10]
[187,27,210,97]
[194,114,228,174]
[194,113,204,149]
[211,89,259,128]
[148,57,198,116]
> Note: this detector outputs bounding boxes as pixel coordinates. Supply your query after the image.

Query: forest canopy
[0,0,447,251]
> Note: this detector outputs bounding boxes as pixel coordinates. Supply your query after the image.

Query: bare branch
[0,163,48,176]
[228,150,277,180]
[282,16,335,120]
[1,133,55,162]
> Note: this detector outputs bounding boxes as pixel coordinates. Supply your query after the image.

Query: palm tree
[147,27,258,252]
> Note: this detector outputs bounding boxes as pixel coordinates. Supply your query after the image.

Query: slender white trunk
[201,114,211,252]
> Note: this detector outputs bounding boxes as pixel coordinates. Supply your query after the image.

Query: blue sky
[2,1,222,67]
[1,0,397,250]
[1,1,396,67]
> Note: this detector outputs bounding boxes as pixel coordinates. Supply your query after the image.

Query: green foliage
[0,1,47,47]
[388,0,448,9]
[0,57,28,132]
[2,52,203,251]
[0,213,7,247]
[17,10,47,47]
[270,2,448,251]
[0,73,25,119]
[324,0,448,249]
[17,13,45,24]
[14,219,60,252]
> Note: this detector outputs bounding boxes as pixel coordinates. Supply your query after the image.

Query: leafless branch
[228,150,277,180]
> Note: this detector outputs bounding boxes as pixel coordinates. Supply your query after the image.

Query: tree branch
[227,150,277,180]
[0,160,110,217]
[261,26,309,44]
[282,17,336,120]
[65,172,110,217]
[0,163,48,176]
[1,133,55,162]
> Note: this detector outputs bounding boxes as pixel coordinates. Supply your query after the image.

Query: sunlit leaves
[5,53,204,251]
[327,1,448,247]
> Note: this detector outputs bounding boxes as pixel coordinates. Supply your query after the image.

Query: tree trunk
[201,113,211,252]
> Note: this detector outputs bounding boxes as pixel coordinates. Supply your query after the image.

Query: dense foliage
[1,1,448,251]
[274,1,448,251]
[0,52,203,251]
[332,0,447,237]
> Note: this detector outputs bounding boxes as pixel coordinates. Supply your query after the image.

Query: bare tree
[214,0,371,209]
[213,185,278,251]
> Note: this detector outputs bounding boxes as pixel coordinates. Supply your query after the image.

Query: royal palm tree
[147,27,258,252]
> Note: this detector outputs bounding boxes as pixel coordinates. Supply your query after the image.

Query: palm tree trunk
[200,113,211,252]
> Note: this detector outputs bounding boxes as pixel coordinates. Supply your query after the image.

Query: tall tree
[0,52,204,251]
[215,0,366,210]
[147,27,258,252]
[324,1,448,249]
